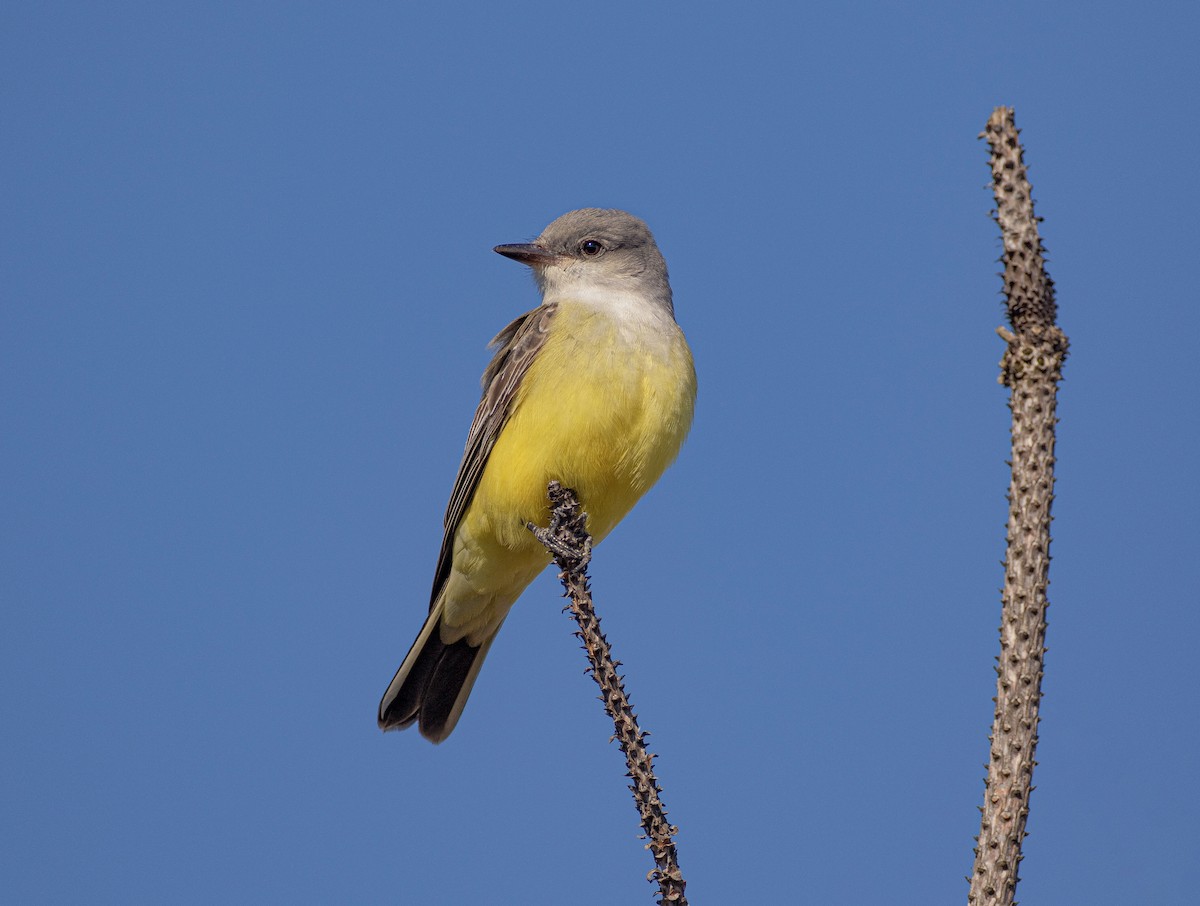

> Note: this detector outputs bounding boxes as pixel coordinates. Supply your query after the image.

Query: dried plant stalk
[529,481,687,905]
[969,107,1069,906]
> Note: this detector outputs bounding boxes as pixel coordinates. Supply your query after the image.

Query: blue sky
[3,2,1197,903]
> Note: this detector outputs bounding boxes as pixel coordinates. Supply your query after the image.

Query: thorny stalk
[529,481,688,905]
[969,107,1069,906]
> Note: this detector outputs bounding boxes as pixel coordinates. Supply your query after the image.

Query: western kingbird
[378,209,696,742]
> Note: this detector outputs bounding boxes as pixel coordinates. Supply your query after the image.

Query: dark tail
[378,602,500,743]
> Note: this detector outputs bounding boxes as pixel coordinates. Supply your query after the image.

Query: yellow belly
[440,300,696,643]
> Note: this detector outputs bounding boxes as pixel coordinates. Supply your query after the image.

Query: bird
[378,208,696,742]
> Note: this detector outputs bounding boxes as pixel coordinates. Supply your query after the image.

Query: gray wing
[428,302,558,606]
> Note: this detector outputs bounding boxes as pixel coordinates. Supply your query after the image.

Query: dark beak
[493,243,560,266]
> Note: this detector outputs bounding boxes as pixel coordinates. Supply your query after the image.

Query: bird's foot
[527,481,592,569]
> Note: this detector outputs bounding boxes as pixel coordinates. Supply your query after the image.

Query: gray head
[494,209,673,313]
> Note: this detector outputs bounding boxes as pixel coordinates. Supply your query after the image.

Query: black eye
[579,239,603,256]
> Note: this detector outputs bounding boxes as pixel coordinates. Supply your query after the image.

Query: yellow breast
[441,298,695,641]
